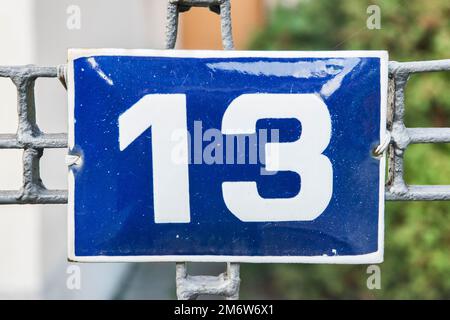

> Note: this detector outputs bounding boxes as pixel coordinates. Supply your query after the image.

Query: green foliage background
[240,0,450,299]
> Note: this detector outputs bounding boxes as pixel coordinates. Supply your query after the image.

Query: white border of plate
[68,49,388,263]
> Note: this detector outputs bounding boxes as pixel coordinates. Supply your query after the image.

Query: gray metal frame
[165,0,234,50]
[386,60,450,201]
[0,0,449,300]
[0,65,67,204]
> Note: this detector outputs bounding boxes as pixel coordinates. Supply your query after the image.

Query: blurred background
[0,0,449,299]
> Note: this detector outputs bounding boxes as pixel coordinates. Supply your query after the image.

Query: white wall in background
[0,0,169,299]
[0,0,43,299]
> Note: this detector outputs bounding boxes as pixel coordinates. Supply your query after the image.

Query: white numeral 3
[222,94,332,221]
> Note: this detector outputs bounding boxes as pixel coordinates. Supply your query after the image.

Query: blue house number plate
[68,49,388,263]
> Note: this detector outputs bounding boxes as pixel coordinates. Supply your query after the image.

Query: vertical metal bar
[386,76,395,187]
[388,64,409,196]
[219,0,234,50]
[11,69,41,140]
[225,263,240,300]
[21,148,45,202]
[165,1,179,49]
[218,0,238,299]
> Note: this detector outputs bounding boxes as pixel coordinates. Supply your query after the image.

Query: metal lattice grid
[0,0,449,300]
[386,60,450,201]
[0,65,67,204]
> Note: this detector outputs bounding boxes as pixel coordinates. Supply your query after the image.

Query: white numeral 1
[119,94,190,223]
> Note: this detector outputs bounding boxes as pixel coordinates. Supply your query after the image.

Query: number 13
[119,94,332,223]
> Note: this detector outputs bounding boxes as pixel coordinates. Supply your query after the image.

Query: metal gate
[0,0,449,300]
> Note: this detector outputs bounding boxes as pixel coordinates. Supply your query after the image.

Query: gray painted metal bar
[407,128,450,144]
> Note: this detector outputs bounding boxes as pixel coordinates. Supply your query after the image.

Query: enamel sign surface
[68,49,387,263]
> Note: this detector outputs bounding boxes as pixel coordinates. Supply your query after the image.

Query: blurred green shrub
[242,0,450,299]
